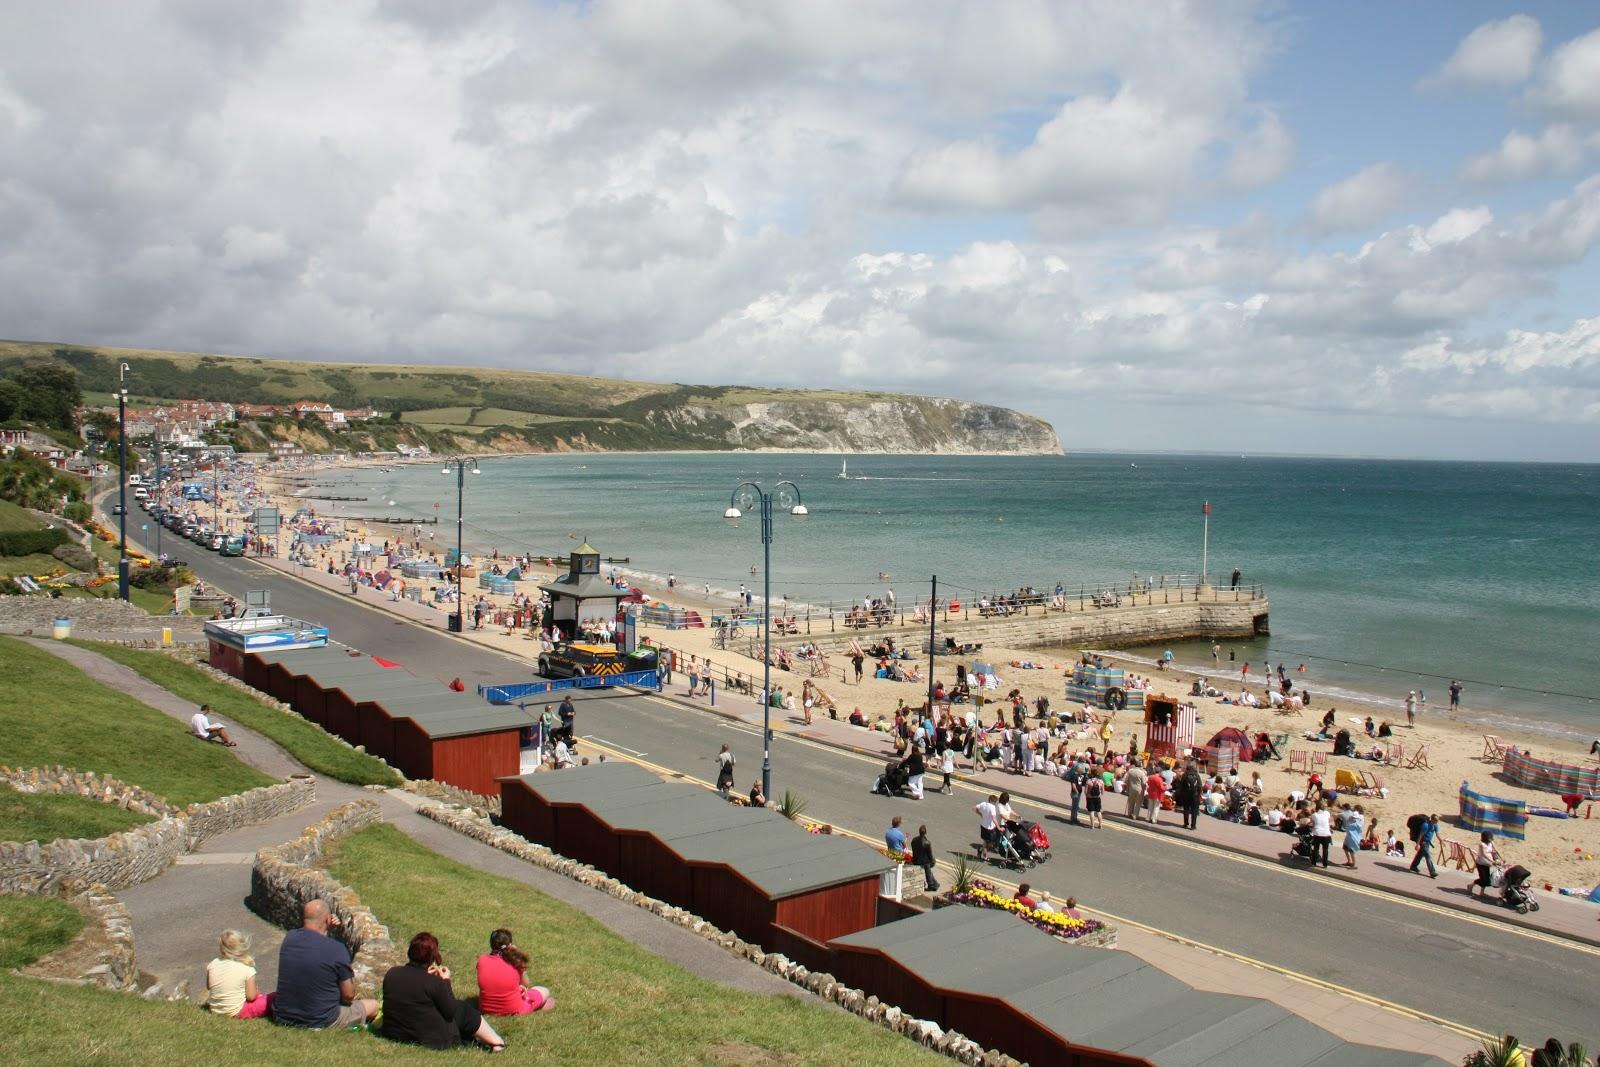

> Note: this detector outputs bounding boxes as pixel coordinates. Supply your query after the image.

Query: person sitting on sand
[848,707,868,727]
[190,704,238,747]
[476,929,554,1017]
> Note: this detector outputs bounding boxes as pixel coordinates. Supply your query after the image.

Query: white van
[128,474,143,486]
[133,487,149,500]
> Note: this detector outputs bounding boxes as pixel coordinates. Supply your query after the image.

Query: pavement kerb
[636,686,1600,952]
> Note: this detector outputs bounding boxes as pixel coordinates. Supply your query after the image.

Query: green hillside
[0,339,1062,456]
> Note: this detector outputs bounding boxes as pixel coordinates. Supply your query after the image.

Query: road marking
[581,734,646,757]
[578,736,1492,1046]
[633,695,1600,959]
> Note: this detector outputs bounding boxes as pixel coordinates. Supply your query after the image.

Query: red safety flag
[1202,501,1211,515]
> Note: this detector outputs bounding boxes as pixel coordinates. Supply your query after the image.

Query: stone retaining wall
[417,801,1017,1067]
[248,799,404,996]
[21,879,140,992]
[0,770,316,895]
[401,779,501,817]
[0,594,207,637]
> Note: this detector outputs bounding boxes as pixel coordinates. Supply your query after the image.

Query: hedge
[0,528,70,557]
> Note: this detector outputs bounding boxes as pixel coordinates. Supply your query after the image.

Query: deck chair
[1288,749,1310,773]
[1310,751,1329,773]
[1360,771,1386,793]
[1440,838,1472,871]
[1404,744,1432,770]
[1384,742,1404,767]
[1481,734,1502,760]
[1333,767,1362,792]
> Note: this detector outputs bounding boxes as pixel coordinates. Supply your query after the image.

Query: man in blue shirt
[273,899,378,1029]
[1408,814,1440,878]
[884,815,907,855]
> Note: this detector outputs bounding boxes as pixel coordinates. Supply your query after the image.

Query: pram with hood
[1499,864,1541,914]
[872,760,911,797]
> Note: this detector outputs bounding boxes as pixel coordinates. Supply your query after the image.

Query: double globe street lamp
[442,458,481,633]
[724,480,808,802]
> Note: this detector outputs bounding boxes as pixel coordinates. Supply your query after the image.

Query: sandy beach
[239,457,1600,893]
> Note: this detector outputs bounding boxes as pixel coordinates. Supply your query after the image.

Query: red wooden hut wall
[430,733,519,797]
[208,641,245,678]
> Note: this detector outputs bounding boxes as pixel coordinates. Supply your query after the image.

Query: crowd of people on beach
[203,899,554,1051]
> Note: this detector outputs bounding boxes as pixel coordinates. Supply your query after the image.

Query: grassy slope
[0,791,154,844]
[0,553,67,578]
[0,825,943,1066]
[0,636,274,806]
[75,643,400,787]
[0,498,44,533]
[0,896,83,970]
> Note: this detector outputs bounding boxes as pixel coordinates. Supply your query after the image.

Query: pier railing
[688,578,1266,638]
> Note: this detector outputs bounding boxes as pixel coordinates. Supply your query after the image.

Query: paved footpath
[26,640,802,1002]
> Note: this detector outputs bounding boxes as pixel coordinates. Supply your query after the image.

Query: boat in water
[839,459,848,479]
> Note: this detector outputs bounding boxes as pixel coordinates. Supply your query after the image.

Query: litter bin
[447,615,463,633]
[52,617,73,640]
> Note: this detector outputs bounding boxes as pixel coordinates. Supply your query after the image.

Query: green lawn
[0,895,83,970]
[0,825,943,1065]
[0,790,155,844]
[73,643,400,787]
[0,636,275,806]
[0,498,45,533]
[0,553,66,578]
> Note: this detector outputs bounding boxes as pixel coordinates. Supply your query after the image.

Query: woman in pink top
[475,929,555,1016]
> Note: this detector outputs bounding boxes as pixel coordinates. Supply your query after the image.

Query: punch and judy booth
[1143,694,1196,760]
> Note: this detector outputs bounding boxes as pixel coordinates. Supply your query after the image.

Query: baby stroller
[1022,821,1052,865]
[979,823,1025,870]
[1500,865,1540,914]
[872,760,910,797]
[1290,827,1315,863]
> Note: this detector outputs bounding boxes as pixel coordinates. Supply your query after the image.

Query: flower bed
[941,879,1110,942]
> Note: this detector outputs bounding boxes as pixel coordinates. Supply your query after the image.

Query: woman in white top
[1472,833,1501,896]
[1309,806,1333,868]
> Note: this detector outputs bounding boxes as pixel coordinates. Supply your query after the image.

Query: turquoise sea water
[327,453,1598,736]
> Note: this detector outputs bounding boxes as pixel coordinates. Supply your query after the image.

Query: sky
[1,2,1598,462]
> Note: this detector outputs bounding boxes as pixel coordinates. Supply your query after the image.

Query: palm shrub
[775,790,807,821]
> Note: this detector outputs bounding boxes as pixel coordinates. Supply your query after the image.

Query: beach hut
[498,762,892,964]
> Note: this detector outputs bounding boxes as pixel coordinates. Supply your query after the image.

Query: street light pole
[926,574,937,713]
[154,447,162,560]
[443,458,480,633]
[117,363,130,602]
[725,480,807,803]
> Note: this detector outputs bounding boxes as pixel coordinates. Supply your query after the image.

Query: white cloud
[1421,14,1542,91]
[1224,109,1294,190]
[1531,27,1600,123]
[1310,162,1416,233]
[1461,124,1591,183]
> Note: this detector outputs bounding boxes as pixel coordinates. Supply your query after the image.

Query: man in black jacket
[1177,761,1204,830]
[910,825,939,893]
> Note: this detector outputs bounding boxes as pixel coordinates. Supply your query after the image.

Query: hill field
[0,339,1061,456]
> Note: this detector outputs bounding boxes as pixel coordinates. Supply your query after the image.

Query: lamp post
[117,363,130,602]
[442,457,480,632]
[153,446,163,560]
[723,480,807,802]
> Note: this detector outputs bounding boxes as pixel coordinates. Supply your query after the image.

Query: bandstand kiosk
[538,543,621,640]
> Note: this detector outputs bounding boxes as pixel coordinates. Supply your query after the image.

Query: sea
[314,452,1599,739]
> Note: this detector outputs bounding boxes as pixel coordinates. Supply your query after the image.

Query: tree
[13,365,82,431]
[0,378,22,422]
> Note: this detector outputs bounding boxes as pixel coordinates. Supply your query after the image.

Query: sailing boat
[839,459,848,479]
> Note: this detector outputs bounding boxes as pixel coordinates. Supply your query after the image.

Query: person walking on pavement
[1409,813,1440,878]
[1144,770,1166,825]
[1309,803,1333,868]
[1067,761,1086,825]
[714,744,736,796]
[557,695,577,745]
[910,825,939,892]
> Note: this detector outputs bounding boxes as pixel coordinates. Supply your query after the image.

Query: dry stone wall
[416,802,1020,1067]
[0,769,315,895]
[401,779,501,816]
[21,880,140,992]
[248,799,404,996]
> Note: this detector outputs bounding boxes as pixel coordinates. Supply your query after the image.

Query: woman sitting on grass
[206,930,273,1019]
[381,932,506,1052]
[475,929,555,1016]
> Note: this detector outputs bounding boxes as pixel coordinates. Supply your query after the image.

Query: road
[121,508,1600,1042]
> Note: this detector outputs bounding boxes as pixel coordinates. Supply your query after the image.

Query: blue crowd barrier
[479,668,660,705]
